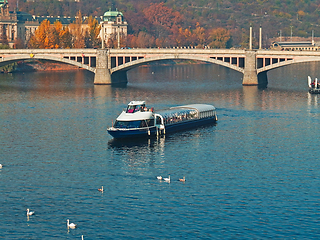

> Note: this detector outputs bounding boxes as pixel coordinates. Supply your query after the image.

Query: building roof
[36,16,75,24]
[272,41,313,47]
[16,11,34,22]
[103,9,123,21]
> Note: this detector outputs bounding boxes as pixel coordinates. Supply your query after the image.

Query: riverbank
[12,60,79,73]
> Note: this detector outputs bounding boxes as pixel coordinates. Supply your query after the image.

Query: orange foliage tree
[69,11,85,48]
[143,3,184,39]
[208,28,231,48]
[28,19,62,48]
[84,16,101,48]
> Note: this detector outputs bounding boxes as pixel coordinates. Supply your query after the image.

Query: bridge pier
[243,51,258,85]
[94,49,112,85]
[242,50,268,86]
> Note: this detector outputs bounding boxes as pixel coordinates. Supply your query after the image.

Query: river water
[1,62,320,239]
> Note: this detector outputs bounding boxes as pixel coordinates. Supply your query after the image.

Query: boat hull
[309,88,320,94]
[107,126,158,139]
[107,116,217,139]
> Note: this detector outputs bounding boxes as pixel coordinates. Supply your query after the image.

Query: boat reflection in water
[107,101,218,139]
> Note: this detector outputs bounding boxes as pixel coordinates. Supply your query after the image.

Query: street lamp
[101,23,104,49]
[117,25,120,49]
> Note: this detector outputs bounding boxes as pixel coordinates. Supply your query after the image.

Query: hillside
[12,0,320,48]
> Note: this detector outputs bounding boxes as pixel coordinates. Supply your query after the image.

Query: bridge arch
[110,54,244,74]
[257,56,320,73]
[0,54,96,73]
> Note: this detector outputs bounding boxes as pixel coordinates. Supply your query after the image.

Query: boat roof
[116,111,153,121]
[170,104,215,112]
[128,101,145,106]
[156,104,215,118]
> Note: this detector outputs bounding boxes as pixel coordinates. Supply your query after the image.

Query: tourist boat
[308,76,320,94]
[107,101,217,139]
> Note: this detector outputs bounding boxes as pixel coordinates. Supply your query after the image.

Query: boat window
[126,105,136,113]
[160,109,198,125]
[114,120,143,129]
[146,119,154,127]
[156,116,162,125]
[126,104,146,113]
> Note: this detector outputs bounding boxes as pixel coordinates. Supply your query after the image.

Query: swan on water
[179,176,186,182]
[67,219,77,229]
[157,176,162,180]
[0,164,2,169]
[98,186,104,192]
[26,209,34,216]
[163,175,170,182]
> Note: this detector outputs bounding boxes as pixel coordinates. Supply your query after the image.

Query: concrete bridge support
[243,51,258,85]
[94,49,112,85]
[243,50,268,86]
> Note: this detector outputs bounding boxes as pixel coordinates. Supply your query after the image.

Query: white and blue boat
[308,76,320,94]
[107,101,217,139]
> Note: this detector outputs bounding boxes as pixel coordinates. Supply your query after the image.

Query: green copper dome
[103,9,123,22]
[0,0,7,7]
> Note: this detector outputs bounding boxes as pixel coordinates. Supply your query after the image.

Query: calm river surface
[1,62,320,239]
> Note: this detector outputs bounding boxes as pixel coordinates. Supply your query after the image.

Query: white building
[100,9,127,48]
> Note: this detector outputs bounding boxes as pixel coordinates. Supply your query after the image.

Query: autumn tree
[173,27,192,47]
[14,38,25,49]
[28,19,56,48]
[193,23,206,48]
[136,31,155,48]
[28,19,72,49]
[208,28,231,49]
[143,3,184,39]
[59,26,73,48]
[126,34,137,48]
[84,16,101,48]
[69,11,85,48]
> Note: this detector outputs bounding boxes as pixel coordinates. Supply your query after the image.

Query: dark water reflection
[1,62,320,239]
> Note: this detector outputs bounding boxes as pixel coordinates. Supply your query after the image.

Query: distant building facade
[0,1,127,48]
[271,41,320,51]
[100,9,128,48]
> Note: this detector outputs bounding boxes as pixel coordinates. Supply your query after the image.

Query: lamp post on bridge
[259,25,262,49]
[101,23,105,49]
[117,25,120,49]
[249,25,252,50]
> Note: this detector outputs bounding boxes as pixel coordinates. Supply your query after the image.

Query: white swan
[163,175,170,182]
[0,164,2,169]
[98,186,103,192]
[157,176,162,180]
[26,208,34,216]
[67,219,77,229]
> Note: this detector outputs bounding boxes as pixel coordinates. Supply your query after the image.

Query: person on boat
[126,105,135,113]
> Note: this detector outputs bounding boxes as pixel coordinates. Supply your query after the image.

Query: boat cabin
[126,101,146,113]
[156,104,216,126]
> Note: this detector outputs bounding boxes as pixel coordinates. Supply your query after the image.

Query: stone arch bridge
[0,48,320,85]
